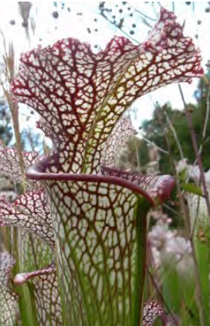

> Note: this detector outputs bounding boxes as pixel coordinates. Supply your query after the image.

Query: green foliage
[181,182,203,196]
[195,228,210,326]
[139,76,210,174]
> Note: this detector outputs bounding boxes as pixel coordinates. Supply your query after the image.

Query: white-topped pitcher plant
[0,7,203,326]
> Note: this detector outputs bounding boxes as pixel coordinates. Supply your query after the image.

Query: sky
[0,1,209,139]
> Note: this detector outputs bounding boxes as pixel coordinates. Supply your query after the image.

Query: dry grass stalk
[0,34,25,179]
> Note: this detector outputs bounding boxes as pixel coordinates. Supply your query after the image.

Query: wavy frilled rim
[11,6,203,178]
[27,159,175,206]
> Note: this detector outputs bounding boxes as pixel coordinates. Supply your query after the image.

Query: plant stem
[4,90,25,179]
[165,113,184,159]
[178,84,210,226]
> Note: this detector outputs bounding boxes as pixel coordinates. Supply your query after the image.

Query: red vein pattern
[101,165,175,202]
[12,8,203,175]
[143,301,163,326]
[0,252,18,326]
[0,153,62,325]
[36,176,166,326]
[14,262,62,326]
[0,194,62,325]
[31,271,62,326]
[9,262,62,326]
[0,190,54,249]
[46,179,144,325]
[0,148,40,190]
[17,233,62,326]
[0,197,62,325]
[101,117,135,167]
